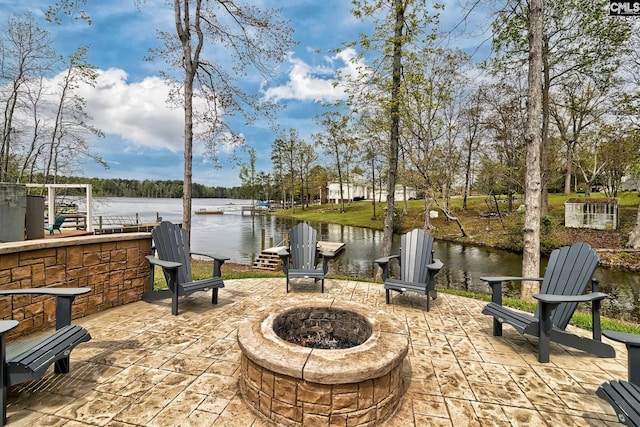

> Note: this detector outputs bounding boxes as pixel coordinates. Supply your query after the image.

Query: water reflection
[91,198,640,323]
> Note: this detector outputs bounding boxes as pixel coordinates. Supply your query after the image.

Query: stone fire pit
[237,299,409,426]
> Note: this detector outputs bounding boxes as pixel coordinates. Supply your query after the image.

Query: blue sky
[0,0,494,187]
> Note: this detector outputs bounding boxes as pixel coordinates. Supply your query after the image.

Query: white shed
[564,198,618,230]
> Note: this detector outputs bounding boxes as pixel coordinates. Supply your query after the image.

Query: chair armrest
[535,291,609,342]
[480,276,543,306]
[190,252,230,263]
[0,320,18,335]
[375,255,400,282]
[480,276,544,284]
[533,292,608,304]
[146,255,181,270]
[190,252,229,277]
[277,249,290,274]
[603,330,640,347]
[427,258,443,271]
[0,288,90,330]
[276,248,289,257]
[375,255,400,265]
[0,288,90,297]
[319,250,335,259]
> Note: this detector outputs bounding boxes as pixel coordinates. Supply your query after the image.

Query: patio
[5,278,625,426]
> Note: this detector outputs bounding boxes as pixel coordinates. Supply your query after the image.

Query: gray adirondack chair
[596,331,640,426]
[480,242,615,363]
[0,288,91,424]
[375,228,443,311]
[277,223,332,293]
[145,221,229,315]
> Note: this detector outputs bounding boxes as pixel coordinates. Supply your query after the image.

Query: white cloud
[74,68,185,152]
[263,48,366,103]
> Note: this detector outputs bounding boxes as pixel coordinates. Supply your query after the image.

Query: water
[83,197,640,323]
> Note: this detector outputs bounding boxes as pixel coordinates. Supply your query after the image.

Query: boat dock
[252,241,345,270]
[195,208,223,215]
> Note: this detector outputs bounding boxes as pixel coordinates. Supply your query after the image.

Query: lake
[83,197,640,323]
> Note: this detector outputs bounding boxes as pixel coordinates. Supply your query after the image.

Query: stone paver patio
[5,278,628,426]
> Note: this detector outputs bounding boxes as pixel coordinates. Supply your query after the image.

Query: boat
[195,208,224,215]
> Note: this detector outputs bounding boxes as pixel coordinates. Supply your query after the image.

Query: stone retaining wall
[0,233,153,338]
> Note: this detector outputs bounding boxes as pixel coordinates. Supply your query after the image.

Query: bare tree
[314,111,356,213]
[0,13,57,181]
[149,1,292,238]
[42,47,104,186]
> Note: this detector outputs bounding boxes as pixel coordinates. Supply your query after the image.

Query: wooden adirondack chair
[480,242,615,363]
[596,331,640,426]
[375,228,443,311]
[0,288,91,424]
[145,221,229,315]
[45,215,65,234]
[277,223,333,293]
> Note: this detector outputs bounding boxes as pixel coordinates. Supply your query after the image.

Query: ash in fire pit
[272,307,372,349]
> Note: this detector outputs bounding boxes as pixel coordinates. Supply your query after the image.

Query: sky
[0,0,494,187]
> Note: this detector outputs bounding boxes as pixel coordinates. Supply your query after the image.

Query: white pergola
[25,183,94,232]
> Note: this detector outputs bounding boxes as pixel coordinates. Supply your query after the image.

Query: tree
[521,0,544,301]
[152,1,292,240]
[600,129,640,197]
[49,1,293,239]
[0,13,57,182]
[401,47,469,231]
[348,0,439,256]
[353,108,386,219]
[482,79,528,212]
[0,13,104,186]
[314,110,356,213]
[296,141,317,209]
[272,129,300,212]
[239,147,258,206]
[460,86,484,211]
[41,47,105,187]
[491,0,631,212]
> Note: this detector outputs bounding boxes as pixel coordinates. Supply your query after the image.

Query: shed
[564,198,618,230]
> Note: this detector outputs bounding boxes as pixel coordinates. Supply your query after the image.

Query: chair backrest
[151,221,193,285]
[288,223,319,270]
[537,242,599,330]
[53,216,65,228]
[399,229,435,284]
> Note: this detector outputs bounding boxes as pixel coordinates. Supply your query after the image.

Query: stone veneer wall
[240,354,403,426]
[0,233,152,339]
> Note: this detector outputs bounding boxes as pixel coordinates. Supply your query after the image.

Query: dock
[195,208,223,215]
[252,241,345,271]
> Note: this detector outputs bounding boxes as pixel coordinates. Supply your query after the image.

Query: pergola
[25,183,94,232]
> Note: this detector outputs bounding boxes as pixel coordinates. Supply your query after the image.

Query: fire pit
[237,299,409,426]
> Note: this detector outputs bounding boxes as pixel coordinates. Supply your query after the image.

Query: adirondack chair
[0,288,91,424]
[480,242,615,363]
[277,223,333,293]
[45,215,65,234]
[596,331,640,426]
[145,221,229,315]
[375,228,443,311]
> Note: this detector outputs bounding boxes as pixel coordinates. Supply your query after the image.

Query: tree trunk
[540,34,550,215]
[423,197,432,230]
[628,206,640,248]
[521,0,544,302]
[564,142,573,195]
[382,0,405,259]
[176,0,203,241]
